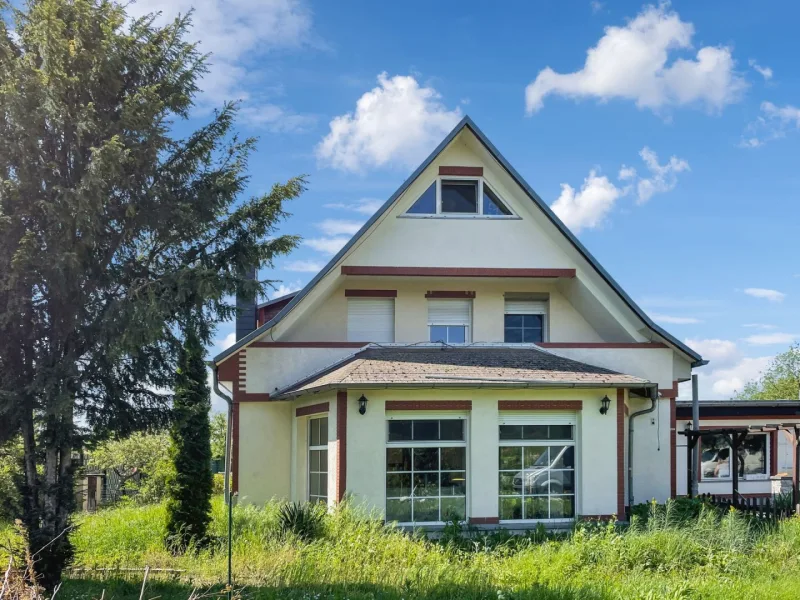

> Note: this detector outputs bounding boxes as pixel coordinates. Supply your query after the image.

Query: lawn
[2,499,800,599]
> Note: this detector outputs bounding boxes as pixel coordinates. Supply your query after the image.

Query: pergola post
[794,425,800,515]
[729,433,739,506]
[686,432,699,499]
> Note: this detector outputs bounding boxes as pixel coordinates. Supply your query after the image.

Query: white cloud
[284,259,325,273]
[744,332,799,346]
[744,287,786,302]
[316,73,462,172]
[525,4,746,115]
[635,147,690,204]
[740,101,800,147]
[324,199,384,215]
[748,59,773,80]
[707,356,773,398]
[125,0,316,128]
[590,1,604,14]
[270,281,304,297]
[304,237,350,255]
[618,165,637,181]
[684,338,741,369]
[316,219,364,236]
[742,323,777,330]
[651,313,701,324]
[551,170,624,233]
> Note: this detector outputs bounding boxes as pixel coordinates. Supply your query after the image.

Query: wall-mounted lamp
[358,394,368,415]
[599,395,611,415]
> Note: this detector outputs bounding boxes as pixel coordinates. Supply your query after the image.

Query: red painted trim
[336,391,347,502]
[296,402,330,417]
[345,289,397,298]
[439,166,483,176]
[660,381,679,399]
[249,341,368,348]
[424,290,476,299]
[217,355,239,381]
[468,517,500,525]
[341,266,576,279]
[771,431,778,476]
[498,400,583,411]
[617,389,625,517]
[385,400,472,411]
[539,342,667,349]
[670,397,677,498]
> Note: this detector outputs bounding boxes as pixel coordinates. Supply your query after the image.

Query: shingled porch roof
[272,345,651,399]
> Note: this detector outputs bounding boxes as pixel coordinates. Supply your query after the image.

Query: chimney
[236,266,258,341]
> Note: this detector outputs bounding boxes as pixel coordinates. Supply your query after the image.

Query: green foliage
[210,412,228,460]
[91,431,173,504]
[0,0,303,585]
[734,343,800,400]
[0,438,22,521]
[277,501,325,541]
[166,328,214,551]
[212,473,226,495]
[629,497,706,524]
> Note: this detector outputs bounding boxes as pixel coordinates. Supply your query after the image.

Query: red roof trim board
[497,400,583,411]
[341,266,576,278]
[439,166,483,176]
[386,400,472,411]
[345,289,398,297]
[296,402,330,417]
[424,291,476,299]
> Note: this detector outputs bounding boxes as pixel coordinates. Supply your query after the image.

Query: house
[212,116,707,526]
[675,400,800,500]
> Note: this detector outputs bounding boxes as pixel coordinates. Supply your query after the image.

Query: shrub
[277,501,324,541]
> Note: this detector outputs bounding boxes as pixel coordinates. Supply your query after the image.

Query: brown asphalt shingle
[275,346,649,397]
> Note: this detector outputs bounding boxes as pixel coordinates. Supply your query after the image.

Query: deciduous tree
[734,344,800,400]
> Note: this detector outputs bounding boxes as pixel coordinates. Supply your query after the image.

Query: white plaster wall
[238,401,292,505]
[630,397,672,504]
[545,347,675,390]
[243,347,356,394]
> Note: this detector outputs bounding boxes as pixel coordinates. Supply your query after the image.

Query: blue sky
[130,1,800,405]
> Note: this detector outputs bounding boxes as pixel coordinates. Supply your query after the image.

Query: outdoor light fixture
[358,394,368,415]
[599,395,611,415]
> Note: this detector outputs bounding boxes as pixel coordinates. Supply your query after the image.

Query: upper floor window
[504,298,547,343]
[406,178,512,218]
[347,298,395,342]
[428,299,471,344]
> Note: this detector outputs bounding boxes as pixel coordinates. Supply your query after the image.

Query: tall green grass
[5,498,800,599]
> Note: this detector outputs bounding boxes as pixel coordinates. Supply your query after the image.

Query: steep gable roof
[214,116,704,367]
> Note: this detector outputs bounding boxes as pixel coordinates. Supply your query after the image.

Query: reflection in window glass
[441,179,478,213]
[407,182,436,214]
[701,433,768,479]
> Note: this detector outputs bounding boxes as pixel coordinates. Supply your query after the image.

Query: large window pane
[386,473,411,498]
[388,420,412,442]
[441,179,478,213]
[551,446,574,469]
[441,472,466,496]
[499,446,522,470]
[413,448,439,471]
[549,425,574,441]
[413,498,439,522]
[447,326,466,344]
[500,497,523,520]
[499,472,517,494]
[440,420,464,441]
[523,425,548,441]
[429,325,448,343]
[550,496,574,519]
[387,448,411,471]
[308,418,328,505]
[500,425,523,440]
[413,472,439,496]
[740,435,767,476]
[441,497,466,521]
[386,499,412,522]
[407,182,437,214]
[525,497,549,519]
[413,420,439,441]
[524,446,547,469]
[441,447,466,470]
[701,434,732,479]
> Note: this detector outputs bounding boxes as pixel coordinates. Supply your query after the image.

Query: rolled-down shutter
[427,299,471,325]
[504,299,547,315]
[498,411,577,425]
[347,298,395,342]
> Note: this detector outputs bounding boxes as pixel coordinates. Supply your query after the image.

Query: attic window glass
[483,184,512,216]
[407,182,436,214]
[441,179,478,213]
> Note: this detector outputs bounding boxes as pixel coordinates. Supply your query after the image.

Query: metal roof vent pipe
[236,265,258,341]
[628,384,659,511]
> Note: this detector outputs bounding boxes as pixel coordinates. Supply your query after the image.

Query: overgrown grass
[3,499,800,599]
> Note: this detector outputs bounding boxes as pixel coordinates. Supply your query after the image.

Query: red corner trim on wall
[385,400,472,411]
[341,266,576,279]
[498,400,583,411]
[345,289,398,298]
[616,389,625,518]
[538,342,668,349]
[771,431,779,476]
[670,397,677,498]
[660,381,679,399]
[296,402,330,417]
[336,390,347,502]
[439,166,483,176]
[468,517,500,525]
[217,356,239,382]
[425,291,476,299]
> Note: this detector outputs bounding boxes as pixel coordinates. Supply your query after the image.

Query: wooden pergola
[679,424,800,509]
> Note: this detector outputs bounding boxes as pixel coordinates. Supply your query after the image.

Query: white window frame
[384,415,469,526]
[427,299,472,344]
[700,432,770,482]
[498,414,578,524]
[308,416,329,504]
[504,298,549,343]
[401,176,518,220]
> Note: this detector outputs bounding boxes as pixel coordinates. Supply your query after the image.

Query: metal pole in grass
[228,490,237,600]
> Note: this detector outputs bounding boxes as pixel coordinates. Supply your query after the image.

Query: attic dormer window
[405,177,513,218]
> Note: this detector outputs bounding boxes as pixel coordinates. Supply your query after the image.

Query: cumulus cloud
[551,170,624,233]
[744,287,786,302]
[651,314,701,324]
[324,199,384,215]
[284,260,325,273]
[706,356,773,397]
[525,4,746,115]
[744,332,799,346]
[679,337,772,399]
[748,59,773,80]
[316,219,364,236]
[304,237,350,255]
[634,147,690,203]
[270,281,304,297]
[684,338,741,369]
[741,101,800,148]
[316,73,462,172]
[742,323,777,330]
[126,0,317,128]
